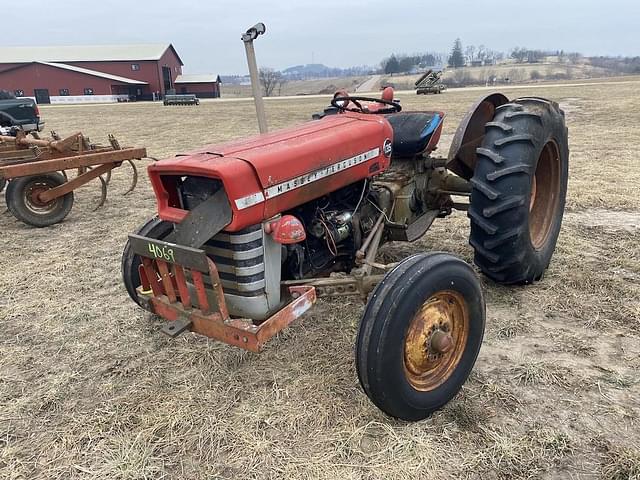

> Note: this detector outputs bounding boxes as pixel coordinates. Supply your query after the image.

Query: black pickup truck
[0,90,45,134]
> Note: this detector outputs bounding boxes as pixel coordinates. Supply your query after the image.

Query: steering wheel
[331,95,402,114]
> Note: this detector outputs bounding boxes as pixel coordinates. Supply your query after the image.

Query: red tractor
[122,26,568,421]
[122,87,568,420]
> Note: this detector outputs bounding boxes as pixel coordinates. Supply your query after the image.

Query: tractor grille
[179,176,224,210]
[202,224,266,297]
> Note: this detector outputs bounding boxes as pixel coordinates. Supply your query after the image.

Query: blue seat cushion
[386,112,441,156]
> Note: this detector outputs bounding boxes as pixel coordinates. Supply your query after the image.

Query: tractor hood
[180,112,393,189]
[149,112,393,230]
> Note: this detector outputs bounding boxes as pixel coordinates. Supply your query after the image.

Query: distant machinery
[415,70,446,95]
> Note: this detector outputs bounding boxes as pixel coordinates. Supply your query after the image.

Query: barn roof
[40,62,148,85]
[174,74,221,84]
[0,44,183,65]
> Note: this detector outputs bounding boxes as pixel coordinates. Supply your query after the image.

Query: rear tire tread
[476,147,504,165]
[468,208,498,235]
[469,238,500,263]
[468,98,569,284]
[470,177,500,200]
[484,226,523,249]
[485,121,513,132]
[494,134,536,147]
[486,164,532,181]
[482,195,526,217]
[496,103,524,112]
[504,111,543,124]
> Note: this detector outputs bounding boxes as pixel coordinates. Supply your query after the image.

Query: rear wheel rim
[529,140,561,250]
[403,290,469,391]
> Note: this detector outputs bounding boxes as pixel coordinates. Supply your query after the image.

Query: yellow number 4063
[148,242,175,263]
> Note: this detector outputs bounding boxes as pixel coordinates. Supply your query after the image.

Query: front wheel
[356,252,485,421]
[122,216,174,309]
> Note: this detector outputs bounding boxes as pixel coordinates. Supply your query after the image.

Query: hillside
[221,75,366,98]
[380,62,616,90]
[221,60,628,98]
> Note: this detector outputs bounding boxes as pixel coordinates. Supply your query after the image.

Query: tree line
[382,52,442,75]
[447,39,505,68]
[380,39,587,73]
[380,41,519,74]
[254,41,638,96]
[447,38,583,68]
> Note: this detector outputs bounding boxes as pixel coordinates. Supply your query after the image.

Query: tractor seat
[386,112,441,156]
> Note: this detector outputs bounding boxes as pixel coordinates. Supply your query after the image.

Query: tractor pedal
[161,318,192,338]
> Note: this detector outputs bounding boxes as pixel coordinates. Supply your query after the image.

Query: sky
[3,0,638,75]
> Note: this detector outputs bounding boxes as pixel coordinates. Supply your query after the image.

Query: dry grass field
[1,80,639,479]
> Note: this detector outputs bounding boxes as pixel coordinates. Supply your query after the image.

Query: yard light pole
[242,22,268,134]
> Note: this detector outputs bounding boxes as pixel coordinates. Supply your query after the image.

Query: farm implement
[163,94,200,106]
[415,69,446,95]
[122,23,569,421]
[0,131,145,226]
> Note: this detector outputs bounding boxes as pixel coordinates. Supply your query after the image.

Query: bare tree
[511,47,529,63]
[477,45,487,63]
[259,67,282,97]
[465,45,476,63]
[567,52,583,64]
[277,76,288,96]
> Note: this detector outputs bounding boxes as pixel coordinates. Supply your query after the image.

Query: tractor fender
[446,93,509,180]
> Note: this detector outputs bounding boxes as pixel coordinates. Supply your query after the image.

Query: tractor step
[161,318,192,337]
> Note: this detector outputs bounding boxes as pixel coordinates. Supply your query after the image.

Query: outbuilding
[0,44,220,103]
[174,74,222,98]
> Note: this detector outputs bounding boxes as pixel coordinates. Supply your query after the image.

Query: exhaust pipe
[242,22,268,134]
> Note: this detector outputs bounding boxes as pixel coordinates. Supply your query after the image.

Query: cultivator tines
[83,165,109,210]
[0,130,147,226]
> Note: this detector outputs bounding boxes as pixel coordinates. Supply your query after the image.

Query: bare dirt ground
[1,80,639,479]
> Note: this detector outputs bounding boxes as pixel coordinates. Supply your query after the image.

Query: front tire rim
[403,290,469,391]
[529,140,561,250]
[24,180,60,215]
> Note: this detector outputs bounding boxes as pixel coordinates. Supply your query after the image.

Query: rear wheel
[5,173,74,227]
[356,252,485,421]
[122,216,174,309]
[468,97,569,284]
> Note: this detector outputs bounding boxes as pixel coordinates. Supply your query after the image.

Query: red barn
[0,44,221,103]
